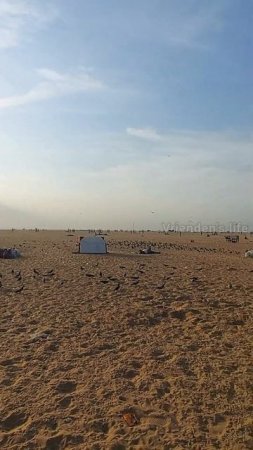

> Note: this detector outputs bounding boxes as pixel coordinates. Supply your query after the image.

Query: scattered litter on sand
[0,248,21,259]
[139,245,160,254]
[122,411,139,427]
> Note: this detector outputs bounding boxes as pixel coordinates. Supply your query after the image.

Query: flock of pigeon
[0,268,56,295]
[107,239,241,255]
[1,236,252,296]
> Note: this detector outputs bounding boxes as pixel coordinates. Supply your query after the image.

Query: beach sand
[0,230,252,449]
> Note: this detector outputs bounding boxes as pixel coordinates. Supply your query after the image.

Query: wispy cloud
[126,127,163,142]
[0,0,57,49]
[125,127,253,173]
[0,68,105,109]
[1,126,252,228]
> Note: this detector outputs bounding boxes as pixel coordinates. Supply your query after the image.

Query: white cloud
[0,0,57,49]
[0,68,105,109]
[125,127,253,170]
[127,127,163,142]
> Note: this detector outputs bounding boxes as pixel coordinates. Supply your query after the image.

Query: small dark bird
[191,277,199,283]
[45,269,54,275]
[85,273,95,277]
[114,282,120,291]
[14,285,24,293]
[33,269,40,275]
[14,270,21,278]
[99,271,103,277]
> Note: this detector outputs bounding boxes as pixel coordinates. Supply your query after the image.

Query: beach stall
[79,236,107,254]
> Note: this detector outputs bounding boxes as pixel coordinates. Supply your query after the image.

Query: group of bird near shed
[1,234,253,258]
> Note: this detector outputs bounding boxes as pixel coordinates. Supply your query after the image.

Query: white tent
[79,236,107,254]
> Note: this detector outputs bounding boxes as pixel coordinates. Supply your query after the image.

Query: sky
[0,0,252,230]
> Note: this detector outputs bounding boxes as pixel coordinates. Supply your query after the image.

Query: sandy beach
[0,230,252,449]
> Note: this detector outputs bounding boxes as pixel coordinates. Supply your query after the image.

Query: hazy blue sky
[0,0,252,229]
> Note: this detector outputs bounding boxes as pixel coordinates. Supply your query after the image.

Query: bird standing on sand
[114,282,120,291]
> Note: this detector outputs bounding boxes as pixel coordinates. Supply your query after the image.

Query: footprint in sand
[129,360,142,369]
[89,419,109,434]
[44,417,58,431]
[109,443,126,450]
[0,357,21,367]
[209,414,229,437]
[170,309,186,320]
[150,348,167,361]
[0,410,28,432]
[187,342,200,352]
[44,434,66,450]
[156,381,170,398]
[58,396,72,409]
[56,380,77,394]
[0,376,16,387]
[43,433,84,449]
[115,368,139,380]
